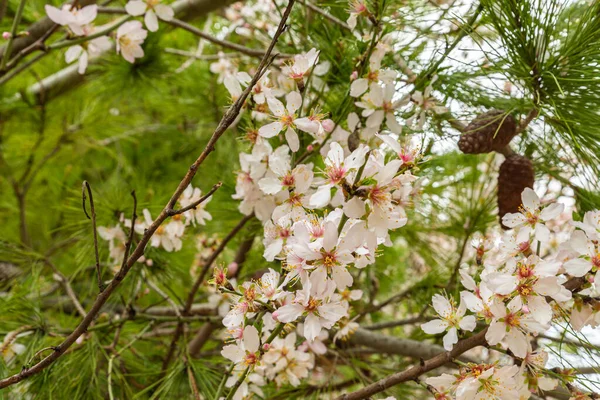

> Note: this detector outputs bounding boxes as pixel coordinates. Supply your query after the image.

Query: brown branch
[161,0,296,374]
[161,213,255,369]
[336,328,488,400]
[82,181,103,292]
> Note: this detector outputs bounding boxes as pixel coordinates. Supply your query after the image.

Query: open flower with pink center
[258,92,304,152]
[502,188,564,242]
[258,145,313,196]
[355,83,404,135]
[309,142,369,209]
[273,277,346,341]
[485,297,546,358]
[221,325,261,369]
[281,48,320,88]
[293,220,363,290]
[421,294,476,350]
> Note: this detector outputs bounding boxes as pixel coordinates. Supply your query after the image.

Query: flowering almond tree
[1,0,600,399]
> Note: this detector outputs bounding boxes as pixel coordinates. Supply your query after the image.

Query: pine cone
[458,110,517,154]
[498,154,534,229]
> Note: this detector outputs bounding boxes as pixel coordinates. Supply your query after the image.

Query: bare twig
[336,328,488,400]
[161,213,255,369]
[298,0,351,30]
[82,181,103,292]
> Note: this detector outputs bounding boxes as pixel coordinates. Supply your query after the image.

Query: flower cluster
[203,6,423,392]
[45,0,174,70]
[423,188,600,398]
[97,184,212,269]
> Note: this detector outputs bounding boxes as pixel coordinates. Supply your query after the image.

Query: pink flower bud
[271,311,279,321]
[227,262,238,276]
[306,144,314,152]
[2,32,11,40]
[350,71,358,80]
[262,343,271,351]
[522,305,530,313]
[322,119,335,133]
[589,275,595,283]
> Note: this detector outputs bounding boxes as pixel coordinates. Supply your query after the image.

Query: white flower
[502,188,564,242]
[273,277,345,341]
[485,297,545,358]
[136,209,184,251]
[282,48,320,85]
[221,325,261,368]
[421,294,476,351]
[564,229,599,277]
[64,32,112,74]
[263,332,313,387]
[355,84,403,134]
[45,4,98,36]
[125,0,174,32]
[309,142,369,208]
[116,21,148,63]
[572,210,600,241]
[1,333,26,364]
[98,224,127,265]
[456,365,520,400]
[346,1,369,30]
[258,92,304,152]
[179,185,213,226]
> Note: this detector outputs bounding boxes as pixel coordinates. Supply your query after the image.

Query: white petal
[485,319,506,345]
[564,258,592,277]
[304,313,321,341]
[154,4,174,21]
[540,202,564,221]
[125,1,147,16]
[286,91,302,114]
[343,197,365,218]
[421,319,449,334]
[267,96,285,117]
[65,45,83,63]
[350,78,369,97]
[45,5,69,25]
[145,10,159,32]
[258,121,283,138]
[521,188,540,211]
[431,294,452,318]
[258,177,283,195]
[443,327,458,351]
[459,315,476,332]
[221,345,244,363]
[243,325,260,353]
[274,303,304,323]
[285,127,299,152]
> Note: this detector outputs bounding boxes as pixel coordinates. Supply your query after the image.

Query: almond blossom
[125,0,174,32]
[178,184,213,226]
[564,229,599,277]
[486,297,546,358]
[421,294,476,350]
[273,277,346,341]
[502,188,564,242]
[1,332,26,364]
[258,92,304,152]
[221,325,261,369]
[309,142,369,208]
[116,21,148,63]
[45,4,98,36]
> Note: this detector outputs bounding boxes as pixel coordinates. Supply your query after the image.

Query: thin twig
[82,181,103,292]
[0,0,27,71]
[298,0,351,30]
